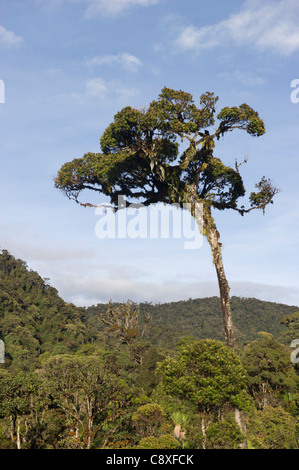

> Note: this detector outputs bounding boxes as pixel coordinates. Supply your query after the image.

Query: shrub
[137,434,180,449]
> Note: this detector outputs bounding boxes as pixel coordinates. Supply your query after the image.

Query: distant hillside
[143,296,298,347]
[87,296,298,349]
[1,249,297,370]
[0,249,88,368]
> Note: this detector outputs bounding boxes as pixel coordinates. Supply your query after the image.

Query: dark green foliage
[136,434,180,449]
[279,311,299,348]
[246,406,297,449]
[205,415,245,449]
[249,176,279,214]
[156,339,252,413]
[39,354,130,448]
[0,370,51,448]
[55,87,276,215]
[0,250,88,368]
[132,403,166,437]
[216,104,265,137]
[240,334,299,408]
[132,346,165,394]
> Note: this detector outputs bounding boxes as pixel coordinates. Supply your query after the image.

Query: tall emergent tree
[55,87,279,349]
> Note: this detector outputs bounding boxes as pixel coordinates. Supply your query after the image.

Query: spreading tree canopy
[55,87,279,349]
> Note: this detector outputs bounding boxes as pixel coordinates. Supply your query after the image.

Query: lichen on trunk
[192,197,236,350]
[203,205,235,350]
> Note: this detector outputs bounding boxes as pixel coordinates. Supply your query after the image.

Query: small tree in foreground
[156,339,253,448]
[156,339,252,413]
[55,87,279,349]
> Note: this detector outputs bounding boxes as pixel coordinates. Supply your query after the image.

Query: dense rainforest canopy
[0,249,298,449]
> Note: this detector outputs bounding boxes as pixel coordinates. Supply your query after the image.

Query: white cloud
[87,53,142,73]
[230,281,299,307]
[219,70,266,87]
[85,77,108,98]
[40,0,163,17]
[177,24,220,51]
[176,0,299,56]
[56,76,139,105]
[55,273,219,306]
[85,77,139,102]
[84,0,162,17]
[232,70,266,86]
[0,25,23,47]
[52,272,299,308]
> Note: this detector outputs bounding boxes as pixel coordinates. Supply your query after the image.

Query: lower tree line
[0,329,298,449]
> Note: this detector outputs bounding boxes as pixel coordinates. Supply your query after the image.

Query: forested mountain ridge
[86,297,298,349]
[1,249,298,366]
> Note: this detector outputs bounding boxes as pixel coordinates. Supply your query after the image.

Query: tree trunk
[10,415,15,446]
[234,408,247,449]
[87,418,93,449]
[173,424,186,441]
[261,382,268,409]
[201,415,209,449]
[86,398,93,449]
[16,416,21,449]
[194,201,236,350]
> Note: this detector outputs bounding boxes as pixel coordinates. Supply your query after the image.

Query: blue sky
[0,0,299,308]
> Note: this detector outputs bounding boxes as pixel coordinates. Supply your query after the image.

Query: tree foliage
[55,87,276,215]
[156,339,253,414]
[246,406,297,449]
[240,334,299,408]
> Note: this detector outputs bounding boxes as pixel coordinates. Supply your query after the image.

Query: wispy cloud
[0,25,23,48]
[84,0,163,17]
[39,0,163,17]
[56,76,139,105]
[49,271,299,307]
[219,69,267,87]
[87,53,142,73]
[176,0,299,56]
[85,77,108,98]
